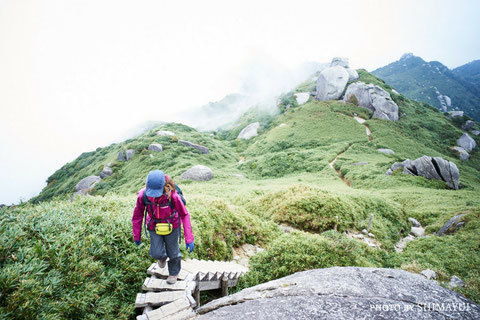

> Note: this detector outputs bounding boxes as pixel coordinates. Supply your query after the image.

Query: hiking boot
[158,259,167,268]
[166,275,177,284]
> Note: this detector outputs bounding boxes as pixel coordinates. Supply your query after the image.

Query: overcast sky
[1,0,479,204]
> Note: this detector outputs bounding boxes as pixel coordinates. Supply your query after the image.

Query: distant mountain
[372,53,480,120]
[453,59,480,88]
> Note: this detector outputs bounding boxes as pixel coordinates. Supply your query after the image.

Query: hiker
[132,170,194,284]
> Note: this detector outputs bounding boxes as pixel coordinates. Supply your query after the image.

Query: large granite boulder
[472,130,479,136]
[237,122,260,140]
[117,151,126,161]
[343,82,399,121]
[457,133,477,152]
[180,165,213,181]
[330,57,359,81]
[388,156,459,190]
[378,148,394,155]
[197,267,479,319]
[179,140,209,154]
[75,176,101,192]
[453,146,470,161]
[125,149,135,161]
[99,164,112,179]
[462,120,475,131]
[294,92,310,105]
[437,213,467,236]
[316,66,349,101]
[148,143,163,152]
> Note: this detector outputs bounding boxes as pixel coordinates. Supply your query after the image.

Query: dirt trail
[354,116,372,141]
[329,145,353,187]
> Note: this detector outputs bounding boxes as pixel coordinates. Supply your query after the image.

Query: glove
[186,242,194,253]
[134,240,142,246]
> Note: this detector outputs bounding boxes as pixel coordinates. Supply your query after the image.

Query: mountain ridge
[372,53,480,120]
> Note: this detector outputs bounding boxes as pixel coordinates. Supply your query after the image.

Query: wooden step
[147,263,191,280]
[135,291,186,308]
[142,277,188,291]
[143,298,191,320]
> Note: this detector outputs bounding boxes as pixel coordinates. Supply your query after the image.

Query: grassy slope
[1,70,480,319]
[372,56,480,121]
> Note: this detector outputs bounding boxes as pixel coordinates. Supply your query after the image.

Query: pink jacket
[131,187,194,244]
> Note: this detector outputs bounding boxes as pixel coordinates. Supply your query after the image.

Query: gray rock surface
[453,146,470,161]
[410,226,425,237]
[179,140,209,154]
[346,67,359,81]
[449,276,466,289]
[197,267,479,319]
[437,213,466,236]
[99,164,112,179]
[156,130,175,136]
[316,66,349,101]
[294,92,310,105]
[75,176,101,192]
[378,148,395,155]
[180,165,213,181]
[125,149,135,161]
[343,82,399,121]
[462,120,475,131]
[330,57,349,68]
[390,156,459,190]
[448,111,464,118]
[409,217,421,227]
[421,269,437,280]
[117,151,126,161]
[457,133,477,152]
[148,143,163,152]
[395,235,415,253]
[237,122,260,140]
[471,130,479,136]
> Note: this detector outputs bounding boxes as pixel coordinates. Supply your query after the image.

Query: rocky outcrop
[117,151,126,161]
[179,140,209,154]
[453,146,470,161]
[462,120,475,131]
[449,276,466,289]
[408,217,421,227]
[125,149,135,161]
[437,213,466,236]
[294,92,310,105]
[197,267,480,319]
[420,269,437,280]
[180,165,213,181]
[157,130,175,136]
[387,156,459,190]
[378,148,394,155]
[75,176,101,193]
[448,111,464,118]
[472,130,479,136]
[316,66,349,101]
[330,57,359,81]
[343,82,399,121]
[237,122,260,140]
[148,144,163,152]
[457,133,477,152]
[99,164,112,179]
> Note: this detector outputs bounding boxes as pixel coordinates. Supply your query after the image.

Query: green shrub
[235,230,388,291]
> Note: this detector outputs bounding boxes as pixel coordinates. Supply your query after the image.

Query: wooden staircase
[135,259,248,320]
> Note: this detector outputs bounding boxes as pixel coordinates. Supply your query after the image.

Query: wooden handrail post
[221,276,228,297]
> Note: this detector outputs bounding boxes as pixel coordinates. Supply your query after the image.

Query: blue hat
[146,170,165,197]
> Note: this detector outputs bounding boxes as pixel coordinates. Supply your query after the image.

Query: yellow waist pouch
[155,222,173,235]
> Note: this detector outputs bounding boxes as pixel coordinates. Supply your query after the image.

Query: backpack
[142,183,186,244]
